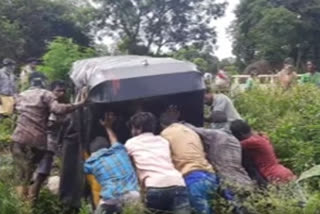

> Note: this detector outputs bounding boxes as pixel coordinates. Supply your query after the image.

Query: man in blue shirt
[84,112,140,214]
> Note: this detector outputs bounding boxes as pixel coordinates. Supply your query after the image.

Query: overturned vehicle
[59,55,206,208]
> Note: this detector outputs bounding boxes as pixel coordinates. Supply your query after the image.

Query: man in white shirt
[125,112,190,214]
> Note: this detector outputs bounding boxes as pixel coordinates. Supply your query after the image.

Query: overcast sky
[214,0,239,59]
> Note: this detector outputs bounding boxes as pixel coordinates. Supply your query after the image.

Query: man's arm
[105,127,118,145]
[45,89,87,115]
[183,123,214,145]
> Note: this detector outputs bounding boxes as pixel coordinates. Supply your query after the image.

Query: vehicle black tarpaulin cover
[69,55,205,102]
[60,56,205,208]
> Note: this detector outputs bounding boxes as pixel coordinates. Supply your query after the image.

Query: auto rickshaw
[59,55,205,209]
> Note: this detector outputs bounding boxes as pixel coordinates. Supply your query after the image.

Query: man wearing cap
[20,58,47,90]
[11,78,88,201]
[0,58,17,116]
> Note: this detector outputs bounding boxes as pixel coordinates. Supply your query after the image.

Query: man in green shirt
[300,61,320,86]
[245,70,259,91]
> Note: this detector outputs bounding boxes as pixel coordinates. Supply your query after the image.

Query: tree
[39,37,96,80]
[252,7,302,65]
[92,0,226,55]
[173,46,218,73]
[219,58,238,75]
[0,0,92,61]
[0,17,25,60]
[231,0,320,71]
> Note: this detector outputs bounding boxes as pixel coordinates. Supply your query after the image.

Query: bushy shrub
[39,37,96,80]
[0,182,31,214]
[242,185,320,214]
[234,85,320,174]
[33,189,74,214]
[0,117,15,150]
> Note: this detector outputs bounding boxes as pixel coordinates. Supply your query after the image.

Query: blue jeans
[146,186,191,214]
[184,171,220,214]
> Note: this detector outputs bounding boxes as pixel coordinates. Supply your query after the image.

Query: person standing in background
[277,58,297,90]
[300,61,320,87]
[0,58,17,117]
[20,58,47,90]
[245,70,259,91]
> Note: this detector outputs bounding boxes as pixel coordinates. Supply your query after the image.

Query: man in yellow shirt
[160,107,220,214]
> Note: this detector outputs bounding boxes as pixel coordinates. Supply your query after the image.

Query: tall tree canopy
[232,0,320,70]
[173,46,219,73]
[92,0,226,55]
[0,0,92,61]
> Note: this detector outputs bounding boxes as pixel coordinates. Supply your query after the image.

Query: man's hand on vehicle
[100,112,117,129]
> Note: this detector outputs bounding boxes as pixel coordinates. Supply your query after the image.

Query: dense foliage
[232,0,320,70]
[0,117,14,150]
[0,182,31,214]
[0,0,92,61]
[39,37,96,80]
[234,84,320,174]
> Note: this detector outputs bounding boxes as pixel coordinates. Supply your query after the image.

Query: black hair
[129,112,157,134]
[159,112,178,128]
[26,57,39,63]
[205,87,212,93]
[212,111,227,123]
[230,120,252,141]
[90,136,110,153]
[284,57,294,65]
[50,80,66,91]
[30,79,45,89]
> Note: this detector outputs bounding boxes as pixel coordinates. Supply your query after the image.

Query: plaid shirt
[185,124,254,188]
[84,143,139,200]
[12,87,76,150]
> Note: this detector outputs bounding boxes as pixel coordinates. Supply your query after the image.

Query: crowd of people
[83,89,297,214]
[0,57,87,201]
[245,59,320,91]
[0,57,316,214]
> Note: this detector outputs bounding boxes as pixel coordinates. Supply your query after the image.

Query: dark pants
[146,186,191,214]
[185,171,220,214]
[11,143,46,185]
[242,152,268,188]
